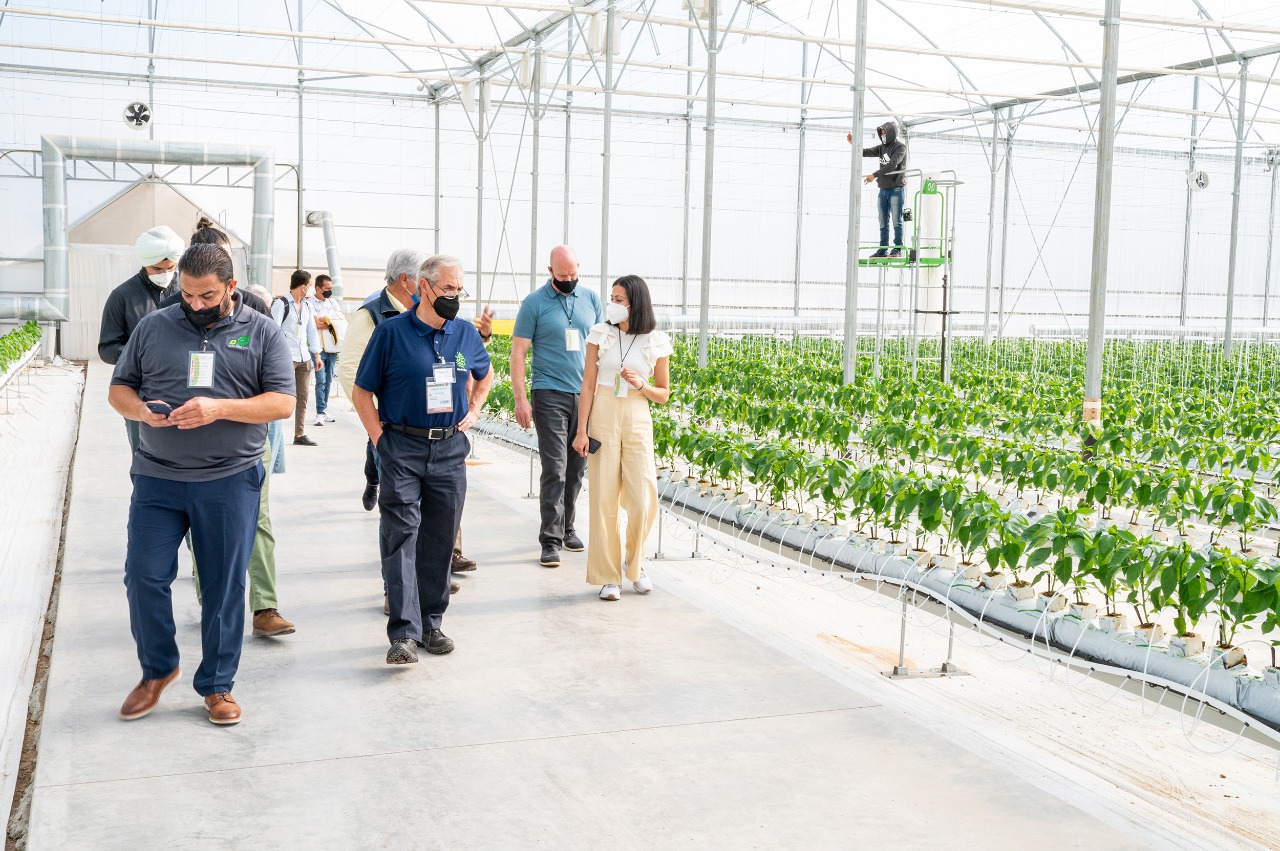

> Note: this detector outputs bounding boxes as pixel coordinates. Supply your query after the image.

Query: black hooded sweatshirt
[862,121,908,190]
[98,269,180,364]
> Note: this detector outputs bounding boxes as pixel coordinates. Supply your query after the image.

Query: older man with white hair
[99,225,185,452]
[353,254,493,664]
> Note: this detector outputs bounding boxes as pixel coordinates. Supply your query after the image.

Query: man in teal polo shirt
[352,254,493,665]
[511,245,603,568]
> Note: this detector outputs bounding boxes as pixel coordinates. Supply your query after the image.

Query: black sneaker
[294,435,318,447]
[869,249,889,259]
[540,544,561,568]
[362,483,378,512]
[563,532,584,552]
[386,638,418,665]
[421,628,454,655]
[888,247,903,258]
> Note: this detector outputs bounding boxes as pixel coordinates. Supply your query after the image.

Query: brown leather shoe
[119,667,181,721]
[204,692,242,725]
[450,580,460,594]
[451,552,477,572]
[252,608,296,637]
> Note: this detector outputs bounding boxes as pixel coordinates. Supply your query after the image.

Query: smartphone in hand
[146,401,173,417]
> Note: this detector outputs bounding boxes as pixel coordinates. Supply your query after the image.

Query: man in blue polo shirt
[352,254,493,665]
[109,244,295,725]
[511,245,603,568]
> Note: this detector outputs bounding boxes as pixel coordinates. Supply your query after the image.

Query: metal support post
[1178,76,1199,327]
[793,43,810,318]
[530,37,542,293]
[653,504,667,560]
[997,111,1013,339]
[146,0,156,142]
[695,0,719,369]
[475,81,488,316]
[841,0,869,385]
[434,101,442,254]
[882,593,969,679]
[680,17,694,314]
[1224,58,1249,358]
[1264,151,1279,325]
[525,450,536,500]
[295,0,305,271]
[982,108,998,343]
[563,37,574,245]
[600,1,616,298]
[1082,0,1122,426]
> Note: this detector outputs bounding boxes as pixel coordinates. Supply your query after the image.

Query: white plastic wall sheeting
[66,246,139,362]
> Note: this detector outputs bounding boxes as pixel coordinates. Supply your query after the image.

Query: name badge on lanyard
[433,361,456,384]
[188,351,216,388]
[426,379,453,414]
[565,328,582,352]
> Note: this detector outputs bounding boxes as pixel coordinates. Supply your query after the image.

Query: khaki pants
[585,391,658,586]
[293,360,311,438]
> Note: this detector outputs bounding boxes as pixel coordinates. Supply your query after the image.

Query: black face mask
[429,286,461,321]
[552,277,578,295]
[182,292,230,328]
[321,289,333,299]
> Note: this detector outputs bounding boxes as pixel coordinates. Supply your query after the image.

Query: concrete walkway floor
[24,363,1143,850]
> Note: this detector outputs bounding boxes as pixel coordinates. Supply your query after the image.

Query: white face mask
[606,302,629,325]
[147,270,175,288]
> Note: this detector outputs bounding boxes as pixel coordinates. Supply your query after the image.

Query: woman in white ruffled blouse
[572,275,673,601]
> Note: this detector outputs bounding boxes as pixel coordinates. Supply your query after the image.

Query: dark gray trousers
[532,388,586,548]
[376,428,467,641]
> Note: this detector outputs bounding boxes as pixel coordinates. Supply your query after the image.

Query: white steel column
[680,18,693,314]
[997,110,1013,338]
[982,108,998,342]
[1223,57,1249,357]
[434,101,442,254]
[793,43,810,318]
[841,0,870,385]
[1264,151,1278,325]
[530,37,542,292]
[475,81,488,316]
[1083,0,1122,424]
[296,0,305,270]
[600,0,616,298]
[696,0,719,369]
[1178,76,1199,326]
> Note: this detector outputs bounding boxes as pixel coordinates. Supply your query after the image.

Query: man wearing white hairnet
[99,225,185,453]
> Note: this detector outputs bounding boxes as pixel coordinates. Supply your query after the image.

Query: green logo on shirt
[456,352,467,370]
[228,334,251,350]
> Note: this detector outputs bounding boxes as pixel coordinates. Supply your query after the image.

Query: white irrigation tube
[472,420,1280,753]
[662,484,1280,745]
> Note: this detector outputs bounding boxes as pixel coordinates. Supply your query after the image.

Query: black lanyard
[557,290,576,330]
[616,326,639,370]
[427,328,445,363]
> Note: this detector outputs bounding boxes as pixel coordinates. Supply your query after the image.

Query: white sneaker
[324,413,336,423]
[314,415,324,427]
[632,571,653,594]
[599,584,622,601]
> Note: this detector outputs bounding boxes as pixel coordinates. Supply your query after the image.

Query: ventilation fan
[1187,170,1209,191]
[123,101,152,130]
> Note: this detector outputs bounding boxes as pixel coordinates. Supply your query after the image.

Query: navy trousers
[124,465,263,696]
[376,428,467,642]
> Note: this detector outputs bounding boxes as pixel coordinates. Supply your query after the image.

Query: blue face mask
[411,293,421,306]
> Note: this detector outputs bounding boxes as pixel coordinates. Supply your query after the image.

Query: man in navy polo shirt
[511,245,603,568]
[109,244,295,725]
[352,254,493,665]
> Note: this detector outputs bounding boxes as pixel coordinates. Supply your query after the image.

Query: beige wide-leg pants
[585,391,659,586]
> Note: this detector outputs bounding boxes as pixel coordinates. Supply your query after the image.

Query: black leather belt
[384,423,457,440]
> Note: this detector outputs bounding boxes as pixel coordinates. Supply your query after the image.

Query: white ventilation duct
[1,135,276,328]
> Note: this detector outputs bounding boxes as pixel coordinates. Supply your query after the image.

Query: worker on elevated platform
[849,120,909,259]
